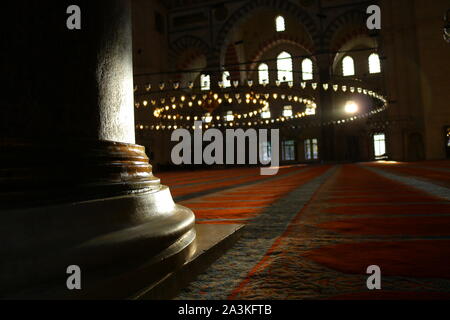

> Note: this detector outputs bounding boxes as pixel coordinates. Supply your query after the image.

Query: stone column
[316,54,335,162]
[0,1,196,298]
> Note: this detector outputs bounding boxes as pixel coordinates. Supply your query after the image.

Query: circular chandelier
[134,78,387,131]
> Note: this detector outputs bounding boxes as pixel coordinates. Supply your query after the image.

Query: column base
[1,185,196,298]
[0,140,196,299]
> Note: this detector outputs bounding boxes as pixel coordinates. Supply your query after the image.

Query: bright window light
[369,53,381,74]
[302,58,313,80]
[222,71,231,88]
[203,113,212,123]
[283,106,293,117]
[226,111,234,122]
[261,108,271,119]
[342,56,355,77]
[282,140,295,161]
[201,74,210,91]
[374,133,386,158]
[258,63,269,85]
[277,51,293,83]
[275,16,285,32]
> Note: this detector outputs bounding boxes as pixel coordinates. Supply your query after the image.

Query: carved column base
[0,140,196,298]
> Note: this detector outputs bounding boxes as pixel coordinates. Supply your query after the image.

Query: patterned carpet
[158,161,450,300]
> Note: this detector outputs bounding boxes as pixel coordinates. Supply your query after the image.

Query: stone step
[131,224,245,300]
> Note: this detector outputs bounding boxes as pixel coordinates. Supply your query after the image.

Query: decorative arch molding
[322,10,370,52]
[248,35,315,75]
[169,35,211,71]
[331,27,373,53]
[215,0,319,66]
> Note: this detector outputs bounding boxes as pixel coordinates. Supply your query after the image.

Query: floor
[157,161,450,300]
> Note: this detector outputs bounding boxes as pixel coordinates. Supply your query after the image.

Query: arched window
[258,63,269,85]
[222,71,231,88]
[302,58,313,80]
[200,74,210,91]
[342,56,355,77]
[277,51,293,83]
[369,53,381,74]
[275,15,285,32]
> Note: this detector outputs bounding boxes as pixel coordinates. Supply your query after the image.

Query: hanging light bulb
[323,83,329,91]
[145,83,152,92]
[159,82,165,90]
[233,80,239,88]
[312,83,318,90]
[301,82,306,89]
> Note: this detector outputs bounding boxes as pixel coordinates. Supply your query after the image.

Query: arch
[250,34,314,63]
[215,0,319,66]
[248,35,314,76]
[170,35,211,70]
[331,34,377,72]
[323,10,369,52]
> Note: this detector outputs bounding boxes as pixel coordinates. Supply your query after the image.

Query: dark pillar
[316,54,336,162]
[0,1,196,298]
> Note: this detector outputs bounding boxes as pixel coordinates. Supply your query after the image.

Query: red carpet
[227,163,450,300]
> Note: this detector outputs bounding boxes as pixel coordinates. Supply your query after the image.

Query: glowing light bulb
[344,101,358,114]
